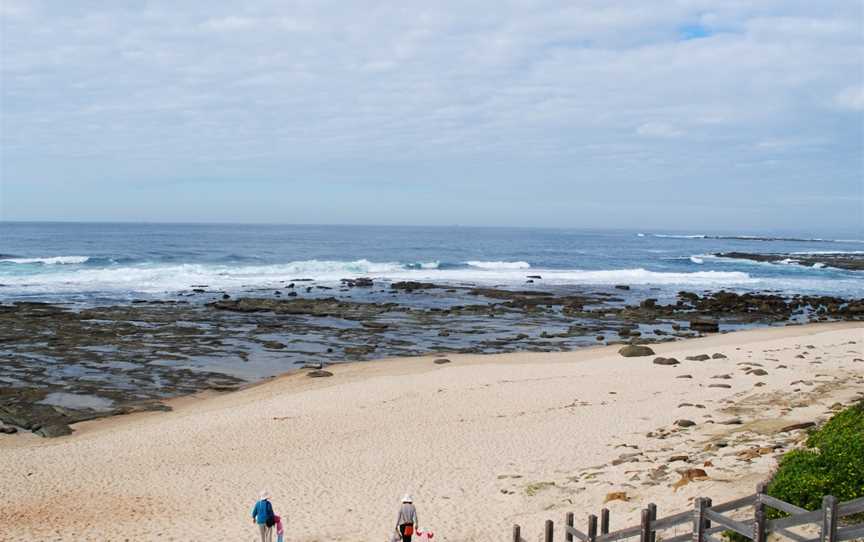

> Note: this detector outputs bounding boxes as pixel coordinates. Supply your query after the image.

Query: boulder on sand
[619,345,655,357]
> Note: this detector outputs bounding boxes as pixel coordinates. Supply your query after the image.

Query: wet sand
[0,322,862,541]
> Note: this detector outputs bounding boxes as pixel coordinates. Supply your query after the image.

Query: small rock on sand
[686,354,711,361]
[672,468,709,490]
[675,419,696,428]
[779,422,815,433]
[604,491,629,503]
[434,358,451,365]
[307,370,334,378]
[653,357,680,366]
[619,345,655,357]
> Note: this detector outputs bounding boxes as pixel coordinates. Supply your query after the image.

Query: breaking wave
[464,260,531,270]
[0,256,91,265]
[0,258,763,297]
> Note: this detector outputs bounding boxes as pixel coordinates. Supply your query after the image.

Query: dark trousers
[400,523,414,542]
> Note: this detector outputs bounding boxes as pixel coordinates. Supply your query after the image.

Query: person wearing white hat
[395,494,419,542]
[251,490,275,542]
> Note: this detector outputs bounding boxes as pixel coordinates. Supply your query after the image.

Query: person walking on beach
[274,513,285,542]
[251,490,275,542]
[395,494,418,542]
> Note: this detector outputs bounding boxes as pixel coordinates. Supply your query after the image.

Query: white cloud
[200,16,258,32]
[833,86,864,111]
[0,1,861,227]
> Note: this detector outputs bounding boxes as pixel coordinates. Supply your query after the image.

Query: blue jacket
[252,499,273,525]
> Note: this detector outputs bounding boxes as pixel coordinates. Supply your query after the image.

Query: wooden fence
[512,484,864,542]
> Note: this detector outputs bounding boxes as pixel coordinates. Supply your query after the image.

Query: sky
[1,1,862,233]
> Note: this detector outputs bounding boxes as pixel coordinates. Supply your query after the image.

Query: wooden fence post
[821,495,838,542]
[693,497,707,542]
[703,498,712,531]
[647,503,658,542]
[641,508,651,542]
[754,483,767,542]
[588,514,598,542]
[601,508,610,536]
[513,524,521,542]
[545,519,554,542]
[566,512,574,542]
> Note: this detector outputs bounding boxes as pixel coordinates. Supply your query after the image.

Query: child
[274,514,284,542]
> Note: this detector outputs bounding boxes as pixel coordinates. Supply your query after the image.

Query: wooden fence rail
[513,484,864,542]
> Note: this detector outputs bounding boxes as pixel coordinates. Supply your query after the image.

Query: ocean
[1,222,862,303]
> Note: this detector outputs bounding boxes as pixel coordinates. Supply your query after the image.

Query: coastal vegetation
[768,400,864,511]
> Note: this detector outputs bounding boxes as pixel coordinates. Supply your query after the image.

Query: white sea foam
[1,258,860,298]
[0,256,90,265]
[464,260,531,270]
[690,256,704,264]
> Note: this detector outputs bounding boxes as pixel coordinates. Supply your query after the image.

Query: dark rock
[686,354,711,361]
[262,340,286,349]
[345,345,376,356]
[433,358,451,365]
[711,353,727,359]
[653,357,680,366]
[527,275,542,279]
[779,422,815,432]
[307,370,334,378]
[342,277,374,288]
[676,375,693,379]
[690,319,719,333]
[0,426,17,434]
[708,383,732,389]
[675,419,696,428]
[747,368,769,376]
[614,285,630,290]
[718,418,743,425]
[618,345,655,357]
[391,281,439,291]
[35,424,73,438]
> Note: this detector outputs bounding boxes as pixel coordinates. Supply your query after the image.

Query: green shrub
[768,401,864,510]
[724,402,864,541]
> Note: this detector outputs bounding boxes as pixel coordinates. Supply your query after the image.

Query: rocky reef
[1,286,861,437]
[714,252,864,271]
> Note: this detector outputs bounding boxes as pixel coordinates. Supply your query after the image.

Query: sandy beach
[1,322,862,541]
